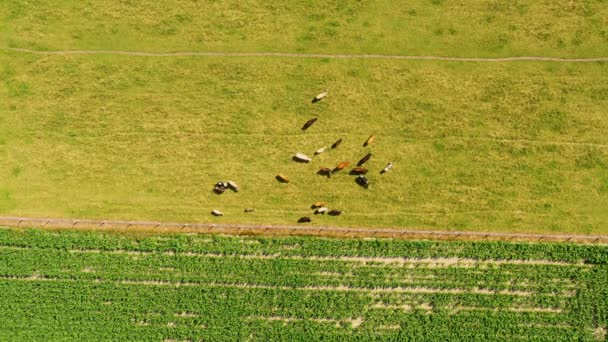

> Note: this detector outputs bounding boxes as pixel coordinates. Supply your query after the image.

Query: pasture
[1,0,608,235]
[2,0,608,57]
[1,50,607,234]
[0,228,606,341]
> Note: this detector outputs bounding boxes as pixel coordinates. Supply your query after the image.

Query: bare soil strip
[247,316,364,329]
[1,216,606,244]
[451,306,563,314]
[0,274,537,296]
[5,47,608,62]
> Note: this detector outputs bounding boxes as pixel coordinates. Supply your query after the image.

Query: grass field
[0,228,606,341]
[1,50,607,234]
[1,1,608,234]
[2,0,608,57]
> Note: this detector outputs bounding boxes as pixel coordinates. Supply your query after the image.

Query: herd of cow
[211,89,393,221]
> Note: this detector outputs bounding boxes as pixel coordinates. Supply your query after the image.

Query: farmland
[0,227,606,341]
[1,50,608,234]
[1,1,608,234]
[2,0,608,57]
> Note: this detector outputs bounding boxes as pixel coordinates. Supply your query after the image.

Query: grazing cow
[211,209,224,216]
[331,139,343,149]
[214,181,227,194]
[349,167,368,175]
[317,168,332,177]
[315,207,328,215]
[276,174,289,183]
[298,216,312,223]
[333,161,350,173]
[381,162,394,174]
[357,153,372,166]
[311,89,328,103]
[227,181,239,192]
[302,117,318,130]
[294,153,312,163]
[244,208,255,213]
[314,146,327,155]
[356,175,370,188]
[328,210,342,216]
[364,134,376,147]
[311,202,326,209]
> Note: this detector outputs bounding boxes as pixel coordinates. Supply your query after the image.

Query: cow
[311,202,326,209]
[227,181,239,192]
[211,209,224,216]
[331,139,343,149]
[328,210,342,216]
[317,168,332,177]
[302,117,318,130]
[333,161,350,173]
[311,89,328,103]
[314,207,328,215]
[298,216,312,223]
[244,208,255,213]
[276,174,289,183]
[364,134,376,147]
[314,146,327,155]
[349,167,368,175]
[381,162,394,174]
[294,153,312,163]
[357,153,372,166]
[356,175,369,188]
[214,181,227,194]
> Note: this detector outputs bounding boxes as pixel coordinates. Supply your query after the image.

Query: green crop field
[1,0,608,235]
[0,228,606,341]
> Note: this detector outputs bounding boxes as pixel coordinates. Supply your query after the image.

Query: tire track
[1,216,607,244]
[5,47,608,62]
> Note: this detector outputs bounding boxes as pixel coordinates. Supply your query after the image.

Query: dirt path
[5,47,608,62]
[1,216,606,244]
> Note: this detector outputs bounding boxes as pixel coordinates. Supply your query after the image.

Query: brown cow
[328,210,342,216]
[332,161,350,173]
[311,202,326,209]
[349,167,368,175]
[364,134,376,147]
[302,118,318,130]
[357,153,372,166]
[276,174,289,183]
[317,168,332,177]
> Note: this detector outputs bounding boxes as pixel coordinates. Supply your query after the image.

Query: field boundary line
[1,216,607,244]
[5,47,608,62]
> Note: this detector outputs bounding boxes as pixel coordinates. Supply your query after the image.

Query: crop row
[0,228,605,263]
[0,228,605,341]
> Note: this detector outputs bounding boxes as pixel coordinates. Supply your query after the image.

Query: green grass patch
[1,0,608,57]
[0,228,606,341]
[1,51,607,234]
